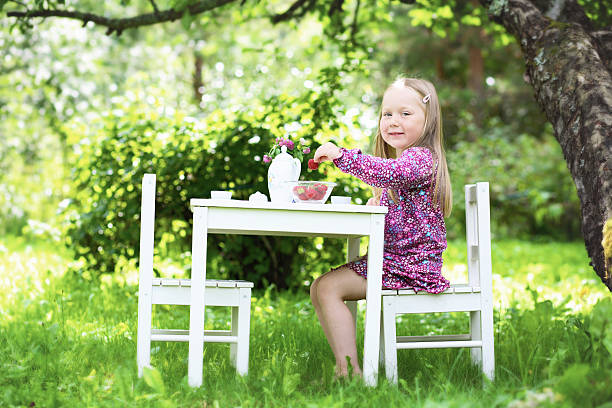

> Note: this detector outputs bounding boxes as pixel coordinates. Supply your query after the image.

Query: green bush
[61,71,371,287]
[446,124,581,240]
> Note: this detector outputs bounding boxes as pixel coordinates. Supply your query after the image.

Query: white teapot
[267,145,301,203]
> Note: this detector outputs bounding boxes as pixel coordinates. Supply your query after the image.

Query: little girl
[310,77,452,378]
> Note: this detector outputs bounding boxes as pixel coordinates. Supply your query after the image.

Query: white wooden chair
[137,174,253,377]
[380,182,494,383]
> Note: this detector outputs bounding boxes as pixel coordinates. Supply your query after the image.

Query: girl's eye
[383,112,392,117]
[402,112,411,116]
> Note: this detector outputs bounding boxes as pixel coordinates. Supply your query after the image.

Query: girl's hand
[314,142,342,163]
[366,197,379,206]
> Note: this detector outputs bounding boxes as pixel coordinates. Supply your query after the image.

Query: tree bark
[479,0,612,289]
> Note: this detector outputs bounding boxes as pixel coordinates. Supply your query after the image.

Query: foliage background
[0,1,581,288]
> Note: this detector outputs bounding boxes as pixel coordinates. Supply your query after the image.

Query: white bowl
[287,181,336,204]
[211,190,232,200]
[331,196,351,205]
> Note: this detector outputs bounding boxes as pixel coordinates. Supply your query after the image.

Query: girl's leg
[310,266,367,377]
[310,277,338,357]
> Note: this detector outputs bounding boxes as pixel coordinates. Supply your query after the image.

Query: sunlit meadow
[1,236,611,407]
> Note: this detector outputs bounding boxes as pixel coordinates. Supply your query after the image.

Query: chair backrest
[138,174,156,290]
[464,182,492,295]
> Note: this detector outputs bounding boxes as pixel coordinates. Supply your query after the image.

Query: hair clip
[422,94,431,104]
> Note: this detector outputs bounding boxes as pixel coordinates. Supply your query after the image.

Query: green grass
[1,237,611,407]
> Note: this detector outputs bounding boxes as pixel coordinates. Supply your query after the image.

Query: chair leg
[379,305,386,368]
[382,296,398,384]
[481,308,495,381]
[230,306,238,369]
[231,287,251,376]
[136,291,153,377]
[470,310,483,367]
[137,174,155,377]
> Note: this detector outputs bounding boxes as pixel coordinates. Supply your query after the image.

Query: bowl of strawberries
[289,181,336,204]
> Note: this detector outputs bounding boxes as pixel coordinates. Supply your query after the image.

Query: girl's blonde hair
[372,77,452,217]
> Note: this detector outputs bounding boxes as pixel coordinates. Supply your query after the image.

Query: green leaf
[142,366,165,394]
[408,9,433,28]
[436,5,453,19]
[591,298,612,355]
[181,11,194,31]
[461,15,481,26]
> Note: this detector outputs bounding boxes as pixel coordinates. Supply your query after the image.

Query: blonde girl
[311,77,452,378]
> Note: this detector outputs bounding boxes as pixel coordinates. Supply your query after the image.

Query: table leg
[346,237,361,329]
[188,207,208,387]
[362,213,385,386]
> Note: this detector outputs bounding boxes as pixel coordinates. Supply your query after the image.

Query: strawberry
[308,159,319,170]
[306,187,317,199]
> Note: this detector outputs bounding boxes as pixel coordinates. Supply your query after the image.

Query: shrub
[61,73,370,288]
[446,124,581,240]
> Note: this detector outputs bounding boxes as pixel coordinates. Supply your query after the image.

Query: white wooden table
[187,199,387,387]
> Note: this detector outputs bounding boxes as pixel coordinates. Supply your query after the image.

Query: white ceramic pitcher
[267,145,301,203]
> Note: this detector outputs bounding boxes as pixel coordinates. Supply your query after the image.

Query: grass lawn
[1,237,611,407]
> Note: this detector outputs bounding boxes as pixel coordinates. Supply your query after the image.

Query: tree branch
[6,0,238,35]
[350,0,361,44]
[149,0,160,14]
[328,0,344,17]
[270,0,315,24]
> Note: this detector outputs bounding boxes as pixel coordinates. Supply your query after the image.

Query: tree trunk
[193,51,204,104]
[479,0,612,289]
[467,26,486,130]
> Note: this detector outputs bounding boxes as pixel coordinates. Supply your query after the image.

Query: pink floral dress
[333,146,450,293]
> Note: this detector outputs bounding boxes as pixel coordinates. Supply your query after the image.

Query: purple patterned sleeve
[332,147,433,189]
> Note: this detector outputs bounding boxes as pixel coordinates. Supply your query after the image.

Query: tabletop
[189,199,387,238]
[190,198,388,213]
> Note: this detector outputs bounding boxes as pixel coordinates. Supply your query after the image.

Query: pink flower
[263,155,271,163]
[303,147,310,154]
[286,140,294,150]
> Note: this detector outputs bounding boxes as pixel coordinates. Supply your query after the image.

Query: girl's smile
[387,131,405,136]
[380,87,426,156]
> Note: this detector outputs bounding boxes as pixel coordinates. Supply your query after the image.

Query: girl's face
[379,86,426,156]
